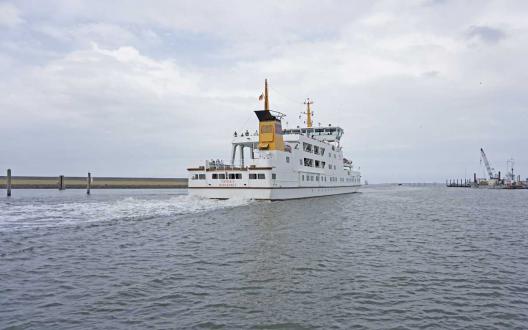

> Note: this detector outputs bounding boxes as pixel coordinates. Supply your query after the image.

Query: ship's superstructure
[187,80,362,200]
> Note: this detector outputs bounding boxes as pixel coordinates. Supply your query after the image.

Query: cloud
[1,1,528,181]
[0,2,23,27]
[466,25,506,44]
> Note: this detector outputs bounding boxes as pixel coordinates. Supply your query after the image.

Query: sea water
[1,186,527,329]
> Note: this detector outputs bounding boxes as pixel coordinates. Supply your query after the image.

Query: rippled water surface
[1,186,527,329]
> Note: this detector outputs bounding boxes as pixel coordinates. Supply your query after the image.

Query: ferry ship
[187,80,362,200]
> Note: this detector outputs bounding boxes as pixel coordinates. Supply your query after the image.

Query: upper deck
[283,126,343,142]
[232,125,343,145]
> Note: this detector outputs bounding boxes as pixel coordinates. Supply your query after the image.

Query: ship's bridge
[283,125,343,142]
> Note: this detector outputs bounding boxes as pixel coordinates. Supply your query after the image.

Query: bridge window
[304,158,313,167]
[219,174,226,179]
[272,173,276,180]
[314,146,319,154]
[320,148,325,156]
[249,173,257,179]
[257,173,265,179]
[212,173,218,179]
[303,142,313,153]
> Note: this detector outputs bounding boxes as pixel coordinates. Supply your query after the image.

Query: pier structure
[446,177,474,188]
[7,169,11,197]
[87,172,91,195]
[1,173,188,193]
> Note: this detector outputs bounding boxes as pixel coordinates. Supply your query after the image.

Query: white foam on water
[0,194,252,230]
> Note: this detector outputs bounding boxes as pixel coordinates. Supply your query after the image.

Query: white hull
[188,185,360,200]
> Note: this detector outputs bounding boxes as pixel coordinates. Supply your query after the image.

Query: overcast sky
[1,0,527,183]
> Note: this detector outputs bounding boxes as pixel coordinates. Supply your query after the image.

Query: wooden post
[87,172,91,195]
[58,175,65,190]
[7,169,11,197]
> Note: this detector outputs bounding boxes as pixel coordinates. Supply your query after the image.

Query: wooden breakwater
[0,175,188,189]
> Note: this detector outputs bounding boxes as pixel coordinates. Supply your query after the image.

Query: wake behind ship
[187,80,361,200]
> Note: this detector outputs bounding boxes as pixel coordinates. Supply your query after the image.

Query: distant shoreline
[0,176,188,189]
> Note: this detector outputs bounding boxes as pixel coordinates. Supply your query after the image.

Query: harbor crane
[480,148,496,179]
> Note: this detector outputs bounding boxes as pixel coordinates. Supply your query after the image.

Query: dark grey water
[1,186,527,329]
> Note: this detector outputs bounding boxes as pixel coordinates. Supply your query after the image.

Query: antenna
[264,79,270,111]
[303,98,314,128]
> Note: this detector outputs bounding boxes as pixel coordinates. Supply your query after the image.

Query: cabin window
[286,156,290,163]
[229,173,235,179]
[257,173,265,179]
[303,142,313,153]
[315,160,320,168]
[304,158,313,167]
[302,175,305,181]
[300,159,303,165]
[272,173,276,180]
[320,148,325,156]
[198,174,206,180]
[316,176,319,181]
[236,173,242,179]
[313,146,319,155]
[212,174,218,179]
[219,174,226,179]
[249,173,257,179]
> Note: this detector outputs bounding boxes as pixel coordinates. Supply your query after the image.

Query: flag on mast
[258,93,264,101]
